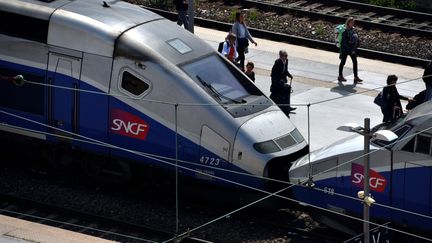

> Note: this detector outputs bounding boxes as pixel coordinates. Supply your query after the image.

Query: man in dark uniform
[270,50,295,117]
[423,59,432,102]
[173,0,188,30]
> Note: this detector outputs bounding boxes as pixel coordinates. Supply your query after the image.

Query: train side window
[415,134,431,155]
[120,71,149,96]
[402,137,415,152]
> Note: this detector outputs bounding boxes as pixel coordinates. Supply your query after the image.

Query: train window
[182,55,249,102]
[311,158,337,180]
[415,134,431,155]
[402,137,415,152]
[0,11,48,43]
[120,71,149,96]
[0,67,45,115]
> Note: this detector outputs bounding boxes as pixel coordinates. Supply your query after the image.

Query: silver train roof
[405,100,432,126]
[0,0,210,60]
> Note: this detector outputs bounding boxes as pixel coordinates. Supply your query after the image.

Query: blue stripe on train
[291,166,432,231]
[0,60,266,190]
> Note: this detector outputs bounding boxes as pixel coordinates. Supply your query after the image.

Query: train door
[47,52,82,142]
[392,132,432,229]
[312,158,339,208]
[198,126,231,183]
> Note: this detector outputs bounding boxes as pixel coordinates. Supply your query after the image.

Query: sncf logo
[351,163,387,193]
[110,109,149,140]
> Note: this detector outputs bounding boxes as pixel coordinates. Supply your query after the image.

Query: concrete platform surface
[0,215,115,243]
[195,26,425,151]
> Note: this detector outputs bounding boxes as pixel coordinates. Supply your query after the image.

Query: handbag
[236,23,249,49]
[374,92,384,107]
[238,38,249,48]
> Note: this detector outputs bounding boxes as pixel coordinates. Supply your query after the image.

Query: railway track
[0,154,346,243]
[239,0,432,37]
[234,207,349,242]
[0,194,206,243]
[143,6,429,67]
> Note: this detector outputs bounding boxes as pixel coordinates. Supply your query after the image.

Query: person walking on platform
[380,74,410,123]
[422,59,432,102]
[222,32,238,64]
[338,17,363,84]
[270,50,295,117]
[173,0,188,30]
[231,12,257,71]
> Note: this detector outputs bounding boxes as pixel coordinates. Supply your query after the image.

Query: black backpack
[217,41,226,53]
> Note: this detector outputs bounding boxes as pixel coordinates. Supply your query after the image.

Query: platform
[0,215,114,243]
[195,26,425,150]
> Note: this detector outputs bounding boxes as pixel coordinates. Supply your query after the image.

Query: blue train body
[289,102,432,235]
[0,0,308,193]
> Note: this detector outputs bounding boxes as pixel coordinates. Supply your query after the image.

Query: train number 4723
[199,156,221,166]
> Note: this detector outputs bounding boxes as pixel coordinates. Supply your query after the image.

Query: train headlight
[253,140,280,154]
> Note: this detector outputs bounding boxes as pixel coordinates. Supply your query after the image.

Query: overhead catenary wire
[3,117,432,225]
[1,73,431,241]
[21,74,431,107]
[2,106,432,242]
[5,76,432,200]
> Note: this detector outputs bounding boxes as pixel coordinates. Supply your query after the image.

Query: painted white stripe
[0,124,46,140]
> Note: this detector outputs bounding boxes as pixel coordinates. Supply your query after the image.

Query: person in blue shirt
[231,12,257,71]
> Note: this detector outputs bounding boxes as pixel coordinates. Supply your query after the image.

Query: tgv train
[289,101,432,234]
[0,0,308,191]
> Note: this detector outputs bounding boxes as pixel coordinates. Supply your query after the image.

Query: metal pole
[175,104,179,236]
[188,0,194,33]
[307,104,311,174]
[363,118,370,243]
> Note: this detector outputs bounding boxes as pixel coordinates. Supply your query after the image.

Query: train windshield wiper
[196,75,241,104]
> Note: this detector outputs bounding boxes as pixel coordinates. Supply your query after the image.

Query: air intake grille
[275,134,296,149]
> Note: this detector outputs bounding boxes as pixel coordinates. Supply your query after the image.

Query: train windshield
[182,55,251,103]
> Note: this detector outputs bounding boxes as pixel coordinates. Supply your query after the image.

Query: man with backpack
[337,17,363,84]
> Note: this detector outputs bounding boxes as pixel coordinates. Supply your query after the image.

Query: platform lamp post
[338,118,398,243]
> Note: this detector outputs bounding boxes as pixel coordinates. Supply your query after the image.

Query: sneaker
[338,76,347,82]
[354,77,363,83]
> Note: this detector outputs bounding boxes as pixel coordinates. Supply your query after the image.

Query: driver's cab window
[415,134,432,155]
[120,71,149,96]
[402,133,432,156]
[182,55,258,103]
